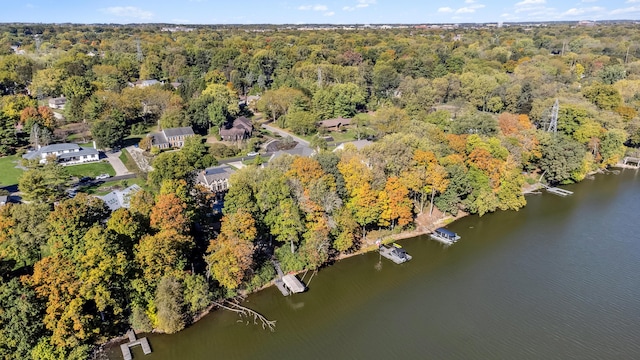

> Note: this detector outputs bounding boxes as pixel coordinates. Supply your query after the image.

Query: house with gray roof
[22,143,99,165]
[48,96,66,109]
[100,184,142,212]
[220,116,253,141]
[332,139,373,152]
[268,145,316,163]
[150,126,195,149]
[196,165,236,192]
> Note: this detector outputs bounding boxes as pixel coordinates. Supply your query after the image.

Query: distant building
[196,165,236,192]
[48,97,66,109]
[219,116,253,141]
[100,184,142,212]
[151,127,195,149]
[129,79,162,88]
[22,143,99,165]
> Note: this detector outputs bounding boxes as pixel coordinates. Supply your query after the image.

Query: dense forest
[0,22,639,359]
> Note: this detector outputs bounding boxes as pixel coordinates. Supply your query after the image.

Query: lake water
[112,169,640,360]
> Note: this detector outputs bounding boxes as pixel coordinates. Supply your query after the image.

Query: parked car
[79,176,92,183]
[247,151,259,157]
[96,173,110,180]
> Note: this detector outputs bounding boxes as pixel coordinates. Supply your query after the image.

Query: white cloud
[342,0,375,12]
[456,7,476,13]
[581,0,597,2]
[515,0,546,6]
[324,11,335,16]
[298,4,328,11]
[438,7,454,13]
[356,0,377,8]
[626,0,640,3]
[610,5,640,14]
[561,6,605,16]
[101,6,153,20]
[465,0,476,3]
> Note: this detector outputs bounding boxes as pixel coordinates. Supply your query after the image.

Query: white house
[100,184,142,212]
[196,165,236,192]
[48,97,66,109]
[22,143,100,165]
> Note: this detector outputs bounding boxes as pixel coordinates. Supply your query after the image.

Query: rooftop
[163,127,195,138]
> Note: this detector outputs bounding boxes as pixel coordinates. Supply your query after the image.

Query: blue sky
[3,0,640,24]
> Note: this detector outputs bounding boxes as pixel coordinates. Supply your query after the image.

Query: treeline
[0,22,638,359]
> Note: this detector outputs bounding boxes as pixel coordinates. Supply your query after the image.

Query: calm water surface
[113,170,640,360]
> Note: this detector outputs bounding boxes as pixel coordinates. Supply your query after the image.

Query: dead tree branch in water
[213,300,276,331]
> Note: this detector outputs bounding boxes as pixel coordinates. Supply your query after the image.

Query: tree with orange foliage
[205,209,256,290]
[150,193,190,233]
[286,157,325,188]
[378,177,413,229]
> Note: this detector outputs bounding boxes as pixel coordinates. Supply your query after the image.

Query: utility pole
[561,41,566,56]
[547,99,559,134]
[625,46,630,64]
[136,38,143,62]
[317,67,322,88]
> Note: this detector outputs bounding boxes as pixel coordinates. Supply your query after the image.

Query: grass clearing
[119,149,140,173]
[84,177,148,196]
[0,155,24,187]
[65,161,116,178]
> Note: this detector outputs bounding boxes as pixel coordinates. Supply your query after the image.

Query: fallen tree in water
[212,299,276,331]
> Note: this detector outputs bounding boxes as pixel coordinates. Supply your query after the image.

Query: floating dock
[379,244,412,264]
[272,260,306,296]
[282,274,306,294]
[619,157,640,169]
[542,185,573,197]
[429,227,461,245]
[120,330,151,360]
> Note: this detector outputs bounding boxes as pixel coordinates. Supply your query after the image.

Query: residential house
[220,116,253,141]
[333,139,373,152]
[196,165,236,193]
[48,97,66,109]
[22,143,99,165]
[151,126,195,149]
[100,184,142,212]
[0,195,8,206]
[268,145,315,163]
[129,79,162,88]
[318,117,352,132]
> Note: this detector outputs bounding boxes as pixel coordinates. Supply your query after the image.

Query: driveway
[261,124,310,146]
[104,150,132,176]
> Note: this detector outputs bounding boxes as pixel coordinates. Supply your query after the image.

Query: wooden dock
[282,274,306,294]
[120,330,152,360]
[621,157,640,168]
[272,260,305,295]
[542,184,573,196]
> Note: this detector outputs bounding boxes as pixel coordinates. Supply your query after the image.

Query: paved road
[261,124,310,146]
[104,150,132,176]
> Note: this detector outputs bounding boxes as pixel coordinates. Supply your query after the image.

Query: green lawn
[119,148,140,173]
[0,155,24,187]
[84,177,148,196]
[65,161,116,178]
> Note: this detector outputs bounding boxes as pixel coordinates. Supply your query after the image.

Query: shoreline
[101,176,598,353]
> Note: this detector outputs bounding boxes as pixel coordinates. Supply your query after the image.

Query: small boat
[379,243,412,264]
[429,227,461,245]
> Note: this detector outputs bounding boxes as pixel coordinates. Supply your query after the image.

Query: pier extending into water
[541,184,573,197]
[273,260,306,296]
[621,157,640,169]
[120,330,152,360]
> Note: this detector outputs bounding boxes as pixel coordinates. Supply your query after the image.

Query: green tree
[91,109,128,149]
[539,135,586,184]
[18,163,69,204]
[0,278,45,359]
[155,275,187,334]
